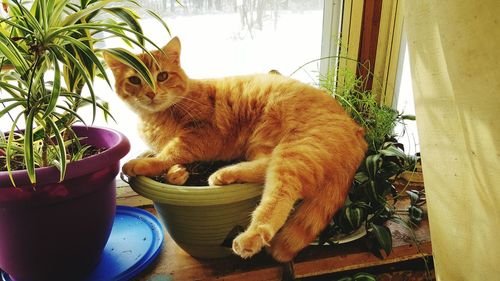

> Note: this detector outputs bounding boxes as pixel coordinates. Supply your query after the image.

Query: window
[92,0,331,162]
[394,31,419,156]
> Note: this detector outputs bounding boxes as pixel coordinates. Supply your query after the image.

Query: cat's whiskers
[173,104,205,131]
[176,95,209,108]
[171,103,201,128]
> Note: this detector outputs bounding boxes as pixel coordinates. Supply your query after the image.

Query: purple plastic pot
[0,126,130,281]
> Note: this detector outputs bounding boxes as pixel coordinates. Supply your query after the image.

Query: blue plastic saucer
[1,205,164,281]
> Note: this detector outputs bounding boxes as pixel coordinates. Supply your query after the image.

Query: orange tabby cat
[104,37,367,262]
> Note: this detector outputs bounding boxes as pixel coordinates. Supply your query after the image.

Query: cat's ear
[163,36,181,64]
[103,51,123,70]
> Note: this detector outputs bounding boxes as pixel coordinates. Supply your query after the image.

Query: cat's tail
[267,192,345,262]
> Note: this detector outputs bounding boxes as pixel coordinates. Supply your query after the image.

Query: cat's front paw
[232,224,274,259]
[164,164,189,185]
[122,158,166,177]
[208,168,237,186]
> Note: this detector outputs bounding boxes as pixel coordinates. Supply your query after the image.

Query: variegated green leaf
[0,81,26,98]
[0,35,29,73]
[43,55,61,118]
[50,45,98,122]
[146,10,171,36]
[365,154,381,178]
[379,144,406,159]
[104,48,154,89]
[0,18,34,35]
[54,34,112,88]
[71,145,90,161]
[370,223,392,256]
[60,92,115,123]
[24,108,37,184]
[354,171,369,184]
[0,101,25,119]
[47,23,161,54]
[345,205,365,230]
[46,118,67,181]
[103,7,144,45]
[363,180,379,203]
[5,112,24,186]
[10,1,43,35]
[56,105,87,125]
[62,0,124,26]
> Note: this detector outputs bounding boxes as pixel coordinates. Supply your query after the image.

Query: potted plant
[128,161,263,259]
[0,0,168,280]
[318,66,422,257]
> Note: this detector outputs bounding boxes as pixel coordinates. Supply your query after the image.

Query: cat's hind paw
[164,164,189,185]
[232,225,274,259]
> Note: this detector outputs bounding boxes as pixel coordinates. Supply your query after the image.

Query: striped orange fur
[104,37,367,262]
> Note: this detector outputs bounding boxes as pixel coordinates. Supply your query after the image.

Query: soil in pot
[0,144,105,172]
[152,160,239,186]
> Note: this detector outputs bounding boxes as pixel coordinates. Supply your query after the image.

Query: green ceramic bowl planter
[129,175,263,258]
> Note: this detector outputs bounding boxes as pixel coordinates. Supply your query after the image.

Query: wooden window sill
[116,186,432,281]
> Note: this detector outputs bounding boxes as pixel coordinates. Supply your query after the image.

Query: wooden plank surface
[116,186,432,281]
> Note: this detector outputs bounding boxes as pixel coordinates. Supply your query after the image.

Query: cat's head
[104,37,188,113]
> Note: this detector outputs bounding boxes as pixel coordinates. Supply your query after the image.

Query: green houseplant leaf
[104,48,155,89]
[103,7,144,45]
[344,205,366,231]
[45,118,67,181]
[369,223,392,256]
[379,143,407,159]
[23,107,37,183]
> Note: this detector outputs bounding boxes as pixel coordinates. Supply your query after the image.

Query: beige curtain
[404,1,500,280]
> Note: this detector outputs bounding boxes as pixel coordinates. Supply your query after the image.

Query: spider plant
[0,0,168,185]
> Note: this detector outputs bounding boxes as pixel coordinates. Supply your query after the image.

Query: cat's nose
[145,92,155,100]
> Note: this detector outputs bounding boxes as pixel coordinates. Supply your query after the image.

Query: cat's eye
[128,76,141,85]
[157,72,168,82]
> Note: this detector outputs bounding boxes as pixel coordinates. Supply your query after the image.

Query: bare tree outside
[139,0,322,37]
[141,0,321,14]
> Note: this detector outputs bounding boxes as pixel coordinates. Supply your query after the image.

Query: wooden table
[116,186,432,281]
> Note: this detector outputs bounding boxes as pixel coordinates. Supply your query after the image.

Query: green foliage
[0,0,169,185]
[321,138,419,257]
[369,222,392,256]
[406,189,426,225]
[0,132,91,172]
[320,67,410,151]
[317,60,422,258]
